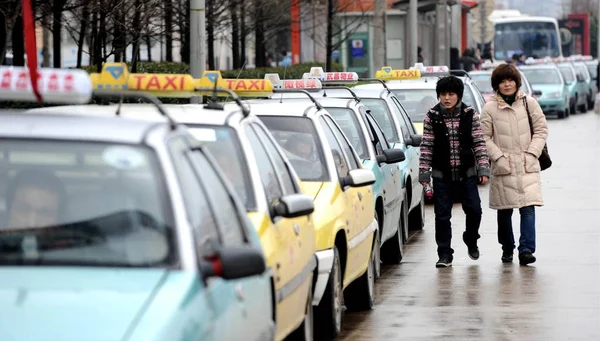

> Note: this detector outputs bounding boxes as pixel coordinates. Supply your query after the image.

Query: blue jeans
[497,206,536,254]
[433,176,482,258]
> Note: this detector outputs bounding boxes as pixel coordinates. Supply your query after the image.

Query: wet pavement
[335,111,600,340]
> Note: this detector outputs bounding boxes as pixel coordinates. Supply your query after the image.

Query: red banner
[291,0,301,65]
[21,0,41,103]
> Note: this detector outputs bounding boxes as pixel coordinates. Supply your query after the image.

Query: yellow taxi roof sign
[197,70,273,97]
[91,62,200,97]
[375,66,421,80]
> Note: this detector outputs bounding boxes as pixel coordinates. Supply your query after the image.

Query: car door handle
[235,284,244,302]
[358,192,363,201]
[293,224,300,236]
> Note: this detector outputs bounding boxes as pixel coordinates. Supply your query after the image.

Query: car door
[168,136,246,341]
[362,110,402,242]
[319,116,371,283]
[391,96,422,210]
[243,123,309,337]
[187,146,274,340]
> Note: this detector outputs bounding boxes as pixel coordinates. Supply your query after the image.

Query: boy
[419,76,490,268]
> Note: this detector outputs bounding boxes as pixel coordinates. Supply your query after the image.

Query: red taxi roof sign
[412,63,450,75]
[374,66,421,80]
[264,73,322,91]
[302,67,359,84]
[0,66,93,104]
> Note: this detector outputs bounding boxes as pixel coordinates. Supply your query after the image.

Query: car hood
[0,267,168,341]
[531,84,563,96]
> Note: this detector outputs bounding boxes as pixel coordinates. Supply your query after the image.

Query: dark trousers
[433,176,482,258]
[497,206,536,254]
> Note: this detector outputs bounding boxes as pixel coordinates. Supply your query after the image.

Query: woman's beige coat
[480,91,548,210]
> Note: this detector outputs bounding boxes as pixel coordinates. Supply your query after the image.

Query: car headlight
[545,92,562,98]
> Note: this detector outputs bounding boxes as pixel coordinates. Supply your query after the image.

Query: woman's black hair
[436,75,464,99]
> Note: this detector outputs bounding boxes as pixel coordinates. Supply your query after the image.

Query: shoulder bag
[523,97,552,171]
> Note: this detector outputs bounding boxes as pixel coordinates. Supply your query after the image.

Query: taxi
[300,68,425,233]
[2,67,275,341]
[372,65,486,134]
[264,72,408,264]
[84,64,319,341]
[245,95,378,339]
[582,56,598,95]
[571,60,597,111]
[469,61,536,102]
[554,59,587,115]
[519,59,570,118]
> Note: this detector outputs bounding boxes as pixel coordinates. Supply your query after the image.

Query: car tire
[380,201,405,264]
[344,241,376,311]
[314,247,343,340]
[557,110,565,119]
[571,99,577,115]
[288,283,314,341]
[409,191,425,231]
[372,226,381,280]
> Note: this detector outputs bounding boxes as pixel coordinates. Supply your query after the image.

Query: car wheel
[372,225,381,280]
[288,284,314,341]
[314,247,343,340]
[344,241,375,311]
[557,110,565,119]
[401,195,409,244]
[380,201,404,264]
[409,190,425,231]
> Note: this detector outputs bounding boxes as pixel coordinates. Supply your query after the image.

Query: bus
[492,15,563,61]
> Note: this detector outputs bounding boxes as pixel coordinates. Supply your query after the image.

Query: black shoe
[519,252,536,265]
[436,255,453,268]
[463,232,479,260]
[501,251,513,263]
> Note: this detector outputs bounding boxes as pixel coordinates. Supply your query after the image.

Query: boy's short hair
[491,63,522,92]
[436,76,464,100]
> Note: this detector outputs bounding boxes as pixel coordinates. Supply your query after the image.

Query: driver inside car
[284,134,316,162]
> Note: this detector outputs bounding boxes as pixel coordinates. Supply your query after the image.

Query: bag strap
[523,96,534,136]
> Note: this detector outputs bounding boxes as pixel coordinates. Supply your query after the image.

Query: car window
[323,116,361,170]
[391,96,417,137]
[365,114,390,155]
[318,117,351,178]
[187,125,255,210]
[244,125,284,205]
[575,64,590,80]
[259,115,329,182]
[471,74,494,93]
[251,123,297,195]
[558,66,575,83]
[585,63,597,79]
[359,98,399,143]
[325,107,369,160]
[188,149,246,247]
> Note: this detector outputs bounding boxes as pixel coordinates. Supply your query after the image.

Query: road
[336,110,600,341]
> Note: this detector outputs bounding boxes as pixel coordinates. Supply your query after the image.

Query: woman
[480,63,548,266]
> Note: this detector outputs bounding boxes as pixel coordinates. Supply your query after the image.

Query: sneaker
[519,252,536,265]
[462,232,479,260]
[501,251,513,263]
[436,255,453,268]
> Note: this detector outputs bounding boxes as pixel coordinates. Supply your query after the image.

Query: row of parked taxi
[2,56,584,341]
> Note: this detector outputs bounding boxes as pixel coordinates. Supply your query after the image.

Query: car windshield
[470,74,494,93]
[258,116,328,182]
[585,63,597,79]
[494,21,560,59]
[186,126,255,210]
[0,140,173,267]
[558,66,575,83]
[521,68,562,85]
[325,107,370,160]
[392,87,477,122]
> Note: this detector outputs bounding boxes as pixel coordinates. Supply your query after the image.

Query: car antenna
[115,72,130,116]
[273,89,324,110]
[322,85,360,102]
[204,76,224,110]
[196,87,250,116]
[95,91,177,130]
[279,64,288,103]
[358,78,391,94]
[226,59,247,102]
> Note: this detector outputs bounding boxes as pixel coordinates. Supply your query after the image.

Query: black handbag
[523,97,552,171]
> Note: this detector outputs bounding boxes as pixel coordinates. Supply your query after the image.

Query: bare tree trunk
[240,1,246,65]
[146,34,152,61]
[164,0,173,61]
[254,0,266,67]
[0,2,21,65]
[131,0,142,72]
[52,0,64,68]
[207,0,215,69]
[180,0,190,63]
[76,1,90,68]
[113,5,126,62]
[230,0,240,68]
[90,8,98,66]
[326,0,333,71]
[42,13,51,67]
[12,16,24,66]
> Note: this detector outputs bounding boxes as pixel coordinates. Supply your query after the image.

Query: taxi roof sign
[199,70,273,97]
[265,73,322,91]
[374,66,421,80]
[412,64,450,74]
[0,66,93,104]
[302,67,359,84]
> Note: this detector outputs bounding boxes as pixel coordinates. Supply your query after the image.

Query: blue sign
[351,39,365,58]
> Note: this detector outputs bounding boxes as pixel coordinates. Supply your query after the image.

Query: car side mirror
[406,134,422,147]
[533,90,542,97]
[273,193,314,218]
[199,245,266,280]
[341,169,376,188]
[375,149,405,164]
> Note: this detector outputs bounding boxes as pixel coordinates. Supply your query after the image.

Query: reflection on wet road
[336,112,600,340]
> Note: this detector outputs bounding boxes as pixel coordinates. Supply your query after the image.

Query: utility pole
[480,0,486,52]
[409,0,418,66]
[190,0,206,103]
[597,0,600,59]
[373,0,387,69]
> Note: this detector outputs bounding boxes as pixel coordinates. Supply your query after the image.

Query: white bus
[492,15,563,61]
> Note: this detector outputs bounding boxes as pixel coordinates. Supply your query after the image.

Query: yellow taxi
[244,89,378,339]
[87,63,319,341]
